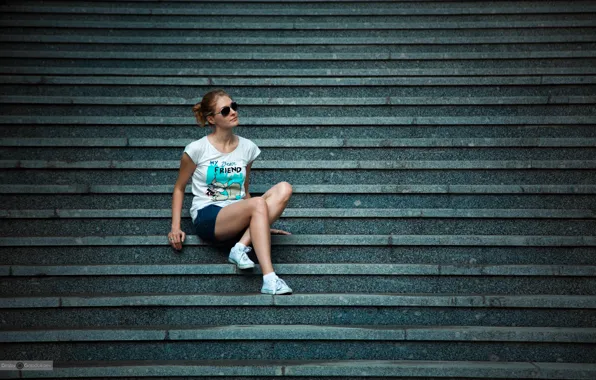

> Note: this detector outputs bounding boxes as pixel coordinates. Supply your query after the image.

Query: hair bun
[192,103,206,127]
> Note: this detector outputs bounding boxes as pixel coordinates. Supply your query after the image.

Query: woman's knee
[277,181,293,202]
[250,196,269,215]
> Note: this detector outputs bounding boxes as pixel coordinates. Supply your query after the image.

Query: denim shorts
[192,204,223,242]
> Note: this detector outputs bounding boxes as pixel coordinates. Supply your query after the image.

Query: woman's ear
[207,115,215,126]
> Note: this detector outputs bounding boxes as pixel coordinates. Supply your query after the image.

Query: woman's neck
[209,127,236,149]
[210,128,235,143]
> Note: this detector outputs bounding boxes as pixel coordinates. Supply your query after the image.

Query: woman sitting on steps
[168,89,294,295]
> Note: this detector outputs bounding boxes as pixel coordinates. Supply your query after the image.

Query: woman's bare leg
[213,197,274,274]
[238,181,293,246]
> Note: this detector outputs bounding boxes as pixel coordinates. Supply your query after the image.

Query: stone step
[3,325,595,342]
[4,43,594,54]
[3,106,593,120]
[2,293,596,308]
[4,184,594,194]
[3,273,595,296]
[3,159,595,169]
[1,263,594,296]
[2,85,591,104]
[4,126,596,140]
[2,115,595,125]
[2,2,595,15]
[2,18,595,30]
[1,235,594,247]
[4,63,596,74]
[2,170,592,187]
[3,75,594,87]
[3,194,595,216]
[4,263,595,277]
[0,48,596,59]
[6,218,595,237]
[4,301,595,330]
[5,146,596,161]
[0,359,594,378]
[2,245,594,266]
[0,146,596,161]
[2,34,595,45]
[3,97,596,107]
[3,208,594,219]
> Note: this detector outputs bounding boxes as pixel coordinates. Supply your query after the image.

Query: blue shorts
[192,205,223,242]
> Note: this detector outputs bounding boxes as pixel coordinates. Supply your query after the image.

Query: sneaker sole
[260,289,293,295]
[228,258,254,269]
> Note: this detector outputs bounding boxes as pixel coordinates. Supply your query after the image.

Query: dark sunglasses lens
[231,102,238,111]
[220,106,231,117]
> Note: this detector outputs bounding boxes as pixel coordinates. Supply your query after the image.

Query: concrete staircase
[1,0,596,378]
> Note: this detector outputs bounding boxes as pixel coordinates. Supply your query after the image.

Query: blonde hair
[192,89,230,127]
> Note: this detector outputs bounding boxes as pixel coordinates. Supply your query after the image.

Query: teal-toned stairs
[1,0,596,378]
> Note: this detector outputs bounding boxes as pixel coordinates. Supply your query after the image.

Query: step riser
[3,29,596,40]
[2,276,595,296]
[3,194,596,211]
[2,219,595,237]
[4,42,596,53]
[2,247,594,266]
[2,126,596,139]
[2,342,595,362]
[3,85,595,99]
[2,170,594,186]
[4,105,594,118]
[3,147,596,161]
[3,307,595,329]
[3,58,596,68]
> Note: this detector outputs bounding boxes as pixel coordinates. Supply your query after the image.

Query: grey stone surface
[2,326,594,343]
[2,274,595,296]
[2,341,596,362]
[3,306,595,330]
[4,75,595,87]
[1,246,596,266]
[1,234,594,247]
[4,64,595,75]
[4,136,596,147]
[4,38,594,51]
[1,0,594,374]
[5,159,595,170]
[4,145,596,161]
[2,294,595,309]
[3,113,596,124]
[3,169,596,186]
[7,18,593,30]
[6,263,595,277]
[3,84,595,102]
[4,48,596,60]
[4,3,595,15]
[2,218,596,237]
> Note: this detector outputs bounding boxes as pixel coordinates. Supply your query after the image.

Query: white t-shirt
[183,135,261,222]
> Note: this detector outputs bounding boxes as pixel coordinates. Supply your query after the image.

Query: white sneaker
[228,244,255,269]
[261,277,293,295]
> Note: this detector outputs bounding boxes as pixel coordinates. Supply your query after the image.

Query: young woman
[168,89,294,295]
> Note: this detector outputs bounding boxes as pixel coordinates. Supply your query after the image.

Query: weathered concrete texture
[2,341,596,362]
[1,0,595,376]
[3,306,595,330]
[2,274,595,296]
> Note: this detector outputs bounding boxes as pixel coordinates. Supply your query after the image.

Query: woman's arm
[244,161,253,199]
[169,153,197,250]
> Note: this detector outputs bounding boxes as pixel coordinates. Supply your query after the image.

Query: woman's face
[209,95,239,129]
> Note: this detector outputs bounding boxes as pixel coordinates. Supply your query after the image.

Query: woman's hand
[168,228,186,250]
[270,228,292,235]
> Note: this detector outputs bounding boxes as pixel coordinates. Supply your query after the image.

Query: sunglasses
[212,101,238,117]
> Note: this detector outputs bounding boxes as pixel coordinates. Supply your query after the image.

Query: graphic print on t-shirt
[205,160,244,201]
